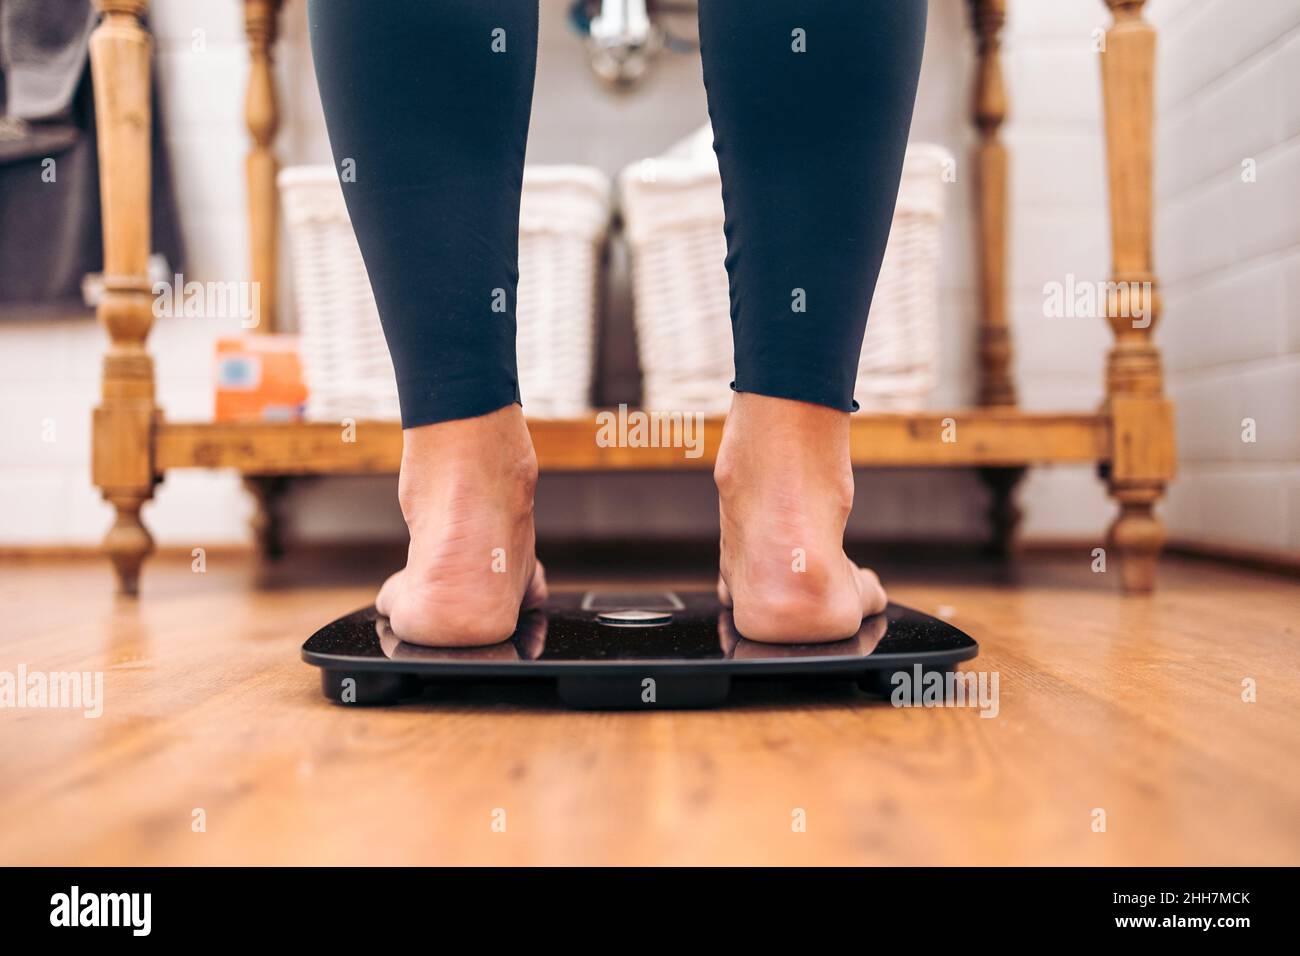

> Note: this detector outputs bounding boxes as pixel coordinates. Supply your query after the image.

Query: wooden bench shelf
[156,411,1111,475]
[87,0,1174,595]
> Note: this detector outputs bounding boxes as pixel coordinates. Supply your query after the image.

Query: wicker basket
[279,165,610,422]
[620,134,949,413]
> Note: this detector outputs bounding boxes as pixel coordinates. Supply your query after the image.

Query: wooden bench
[87,0,1174,594]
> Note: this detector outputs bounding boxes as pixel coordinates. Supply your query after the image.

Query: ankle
[397,405,538,516]
[714,393,854,510]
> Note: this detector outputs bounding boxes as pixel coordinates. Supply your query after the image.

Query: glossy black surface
[302,590,978,708]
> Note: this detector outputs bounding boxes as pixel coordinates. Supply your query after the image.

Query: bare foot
[714,392,887,643]
[375,404,547,646]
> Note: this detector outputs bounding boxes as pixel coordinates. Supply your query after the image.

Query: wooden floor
[1,547,1297,866]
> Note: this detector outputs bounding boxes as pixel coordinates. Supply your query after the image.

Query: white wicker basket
[279,165,610,422]
[620,133,949,413]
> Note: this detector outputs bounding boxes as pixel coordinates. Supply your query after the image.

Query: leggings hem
[397,387,522,430]
[729,380,859,414]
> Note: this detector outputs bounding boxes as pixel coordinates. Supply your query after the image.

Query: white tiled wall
[1151,0,1300,556]
[2,0,1292,556]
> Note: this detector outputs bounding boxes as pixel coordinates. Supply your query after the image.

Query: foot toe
[716,574,733,607]
[523,559,549,609]
[376,569,403,616]
[856,566,888,616]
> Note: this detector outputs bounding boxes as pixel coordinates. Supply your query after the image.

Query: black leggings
[308,0,926,428]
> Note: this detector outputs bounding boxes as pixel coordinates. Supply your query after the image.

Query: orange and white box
[214,335,308,422]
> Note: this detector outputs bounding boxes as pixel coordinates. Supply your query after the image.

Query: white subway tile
[66,474,114,546]
[1149,0,1201,32]
[1281,31,1300,141]
[1012,293,1111,381]
[1018,466,1111,539]
[1011,208,1109,293]
[155,47,247,132]
[0,469,72,543]
[936,208,977,291]
[1196,53,1285,181]
[1005,48,1102,125]
[1159,179,1236,283]
[0,390,94,468]
[1234,358,1300,460]
[146,471,253,547]
[1208,0,1300,75]
[151,314,243,385]
[1008,130,1107,206]
[1156,101,1200,199]
[1016,374,1104,412]
[174,216,251,288]
[1162,258,1285,371]
[0,321,70,383]
[1171,357,1300,462]
[61,320,109,386]
[1169,374,1244,462]
[1164,464,1292,549]
[1160,0,1228,105]
[1283,249,1300,353]
[1232,138,1300,262]
[164,132,247,214]
[1009,3,1110,41]
[1287,467,1300,551]
[149,0,245,48]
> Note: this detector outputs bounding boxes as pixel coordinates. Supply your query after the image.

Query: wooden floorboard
[0,550,1296,865]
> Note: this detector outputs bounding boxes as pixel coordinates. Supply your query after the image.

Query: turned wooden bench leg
[979,466,1026,557]
[1099,0,1175,593]
[1107,485,1165,591]
[244,0,283,335]
[90,1,158,595]
[101,491,154,594]
[240,0,286,559]
[245,476,289,560]
[968,0,1024,554]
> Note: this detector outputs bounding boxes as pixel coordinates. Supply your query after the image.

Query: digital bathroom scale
[303,590,979,709]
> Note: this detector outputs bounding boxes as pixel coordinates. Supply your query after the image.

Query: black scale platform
[302,589,978,709]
